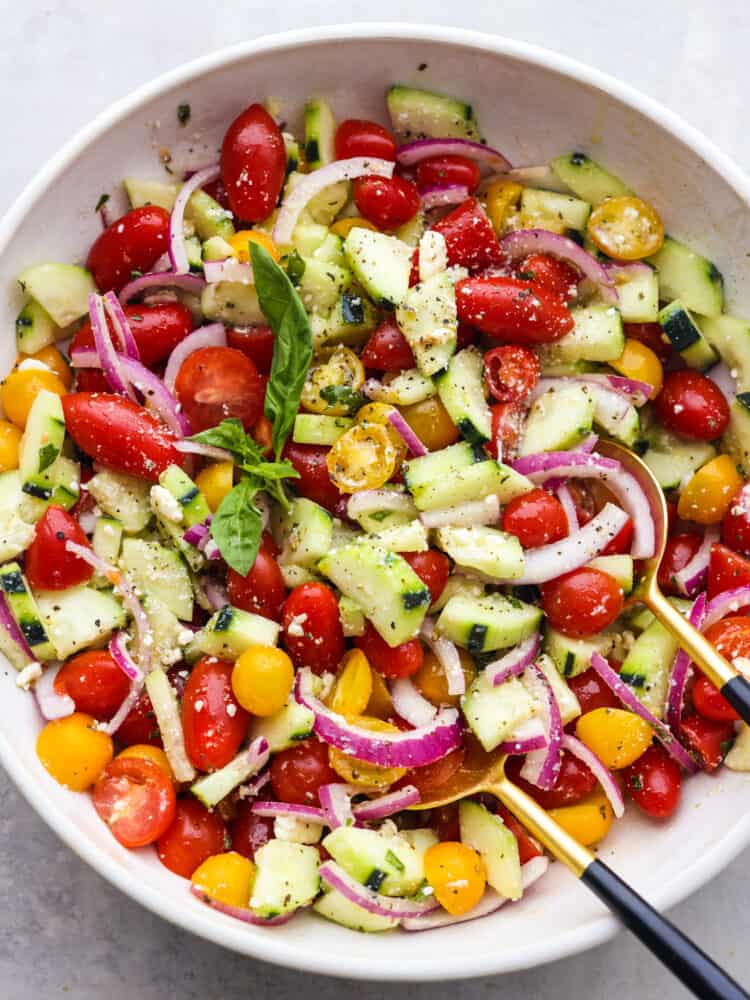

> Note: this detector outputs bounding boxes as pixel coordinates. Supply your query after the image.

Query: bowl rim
[3,21,750,982]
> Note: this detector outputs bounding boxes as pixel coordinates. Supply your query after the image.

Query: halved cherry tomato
[326,423,397,492]
[87,206,171,293]
[282,582,345,675]
[622,745,681,819]
[722,483,750,555]
[226,325,276,374]
[62,393,181,481]
[360,320,416,371]
[708,543,750,601]
[93,756,176,848]
[600,517,634,556]
[567,481,596,527]
[486,402,524,459]
[229,802,274,860]
[416,155,481,194]
[692,674,740,723]
[227,546,287,622]
[282,442,341,512]
[568,667,621,714]
[394,746,465,799]
[400,396,460,452]
[505,750,597,808]
[75,369,110,393]
[335,119,397,161]
[587,195,664,261]
[704,615,750,663]
[353,175,421,230]
[54,650,131,721]
[516,253,579,302]
[432,198,503,271]
[182,658,249,772]
[657,532,702,596]
[456,277,575,343]
[71,302,193,368]
[24,505,94,591]
[270,738,339,804]
[502,488,568,548]
[174,346,263,433]
[679,713,734,771]
[355,620,423,679]
[483,345,540,403]
[495,804,543,864]
[400,550,451,604]
[220,103,286,222]
[654,370,730,441]
[157,798,228,877]
[541,568,624,638]
[623,322,672,362]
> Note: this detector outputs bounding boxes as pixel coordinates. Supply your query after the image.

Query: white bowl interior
[3,25,750,981]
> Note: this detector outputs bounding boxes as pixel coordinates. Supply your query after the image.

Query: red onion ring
[164,323,227,391]
[520,664,562,790]
[88,293,136,399]
[397,137,512,171]
[673,526,719,597]
[318,783,357,829]
[390,676,437,728]
[497,718,548,755]
[118,271,206,304]
[486,632,541,687]
[34,665,75,721]
[203,258,254,284]
[556,484,579,534]
[109,630,142,681]
[421,617,465,695]
[174,439,234,462]
[562,733,624,818]
[190,885,297,926]
[169,165,221,273]
[706,361,737,405]
[102,291,141,360]
[665,594,707,733]
[500,229,618,305]
[0,591,35,663]
[419,184,470,211]
[702,584,750,631]
[387,409,428,456]
[318,861,438,919]
[251,800,326,824]
[419,495,500,529]
[352,785,420,822]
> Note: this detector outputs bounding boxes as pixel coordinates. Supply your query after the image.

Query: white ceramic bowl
[3,22,750,983]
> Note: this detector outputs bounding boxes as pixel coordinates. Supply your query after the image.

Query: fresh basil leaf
[250,241,313,457]
[320,384,367,414]
[209,477,263,576]
[191,419,260,461]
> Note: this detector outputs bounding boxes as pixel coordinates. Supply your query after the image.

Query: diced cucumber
[283,132,301,176]
[277,497,333,569]
[395,210,425,248]
[292,222,330,257]
[459,800,522,899]
[370,520,427,553]
[156,514,204,573]
[535,653,581,725]
[202,235,235,261]
[723,394,750,475]
[435,525,524,580]
[434,347,491,443]
[437,592,542,653]
[429,572,485,613]
[396,271,457,376]
[248,697,315,752]
[0,563,56,660]
[17,264,95,327]
[642,428,716,490]
[314,233,346,268]
[648,236,724,317]
[185,189,234,241]
[619,618,679,718]
[544,626,615,678]
[550,152,631,204]
[16,299,58,354]
[323,826,423,897]
[610,265,659,323]
[344,228,412,309]
[366,369,436,406]
[699,313,750,391]
[519,384,595,456]
[0,615,34,670]
[287,172,349,228]
[626,597,692,634]
[583,383,641,448]
[298,259,352,314]
[314,888,398,933]
[142,594,190,669]
[588,554,634,594]
[304,98,336,169]
[86,469,152,533]
[185,235,203,271]
[249,840,321,919]
[119,538,193,621]
[349,491,417,534]
[461,674,535,751]
[323,290,379,346]
[520,188,591,233]
[339,595,365,637]
[293,414,353,445]
[387,85,480,142]
[187,605,280,661]
[404,440,490,487]
[18,390,65,484]
[537,303,624,366]
[92,517,123,584]
[658,300,717,370]
[158,465,211,528]
[191,748,266,809]
[20,455,80,521]
[34,585,124,660]
[124,177,179,211]
[410,460,531,513]
[201,282,265,326]
[319,541,430,647]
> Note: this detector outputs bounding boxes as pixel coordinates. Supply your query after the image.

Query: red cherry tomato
[227,548,287,622]
[722,483,750,556]
[353,175,421,230]
[71,302,194,368]
[501,488,568,548]
[495,804,543,864]
[622,745,681,819]
[182,657,249,772]
[704,615,750,662]
[416,155,481,194]
[506,750,597,808]
[86,206,171,293]
[220,103,286,222]
[654,370,730,441]
[355,620,423,679]
[174,346,263,434]
[395,746,465,799]
[24,506,94,591]
[93,757,176,848]
[516,253,579,303]
[360,320,415,371]
[541,568,624,638]
[226,325,276,374]
[679,713,734,771]
[456,322,477,350]
[75,369,111,393]
[62,393,181,482]
[281,582,345,675]
[692,674,740,723]
[566,481,596,527]
[116,667,185,747]
[334,119,397,161]
[400,550,450,604]
[483,345,540,403]
[456,277,575,343]
[567,666,621,714]
[157,798,228,877]
[203,177,231,211]
[281,442,341,511]
[708,543,750,602]
[432,803,460,841]
[54,650,131,721]
[229,802,274,860]
[657,532,702,595]
[432,198,503,271]
[486,402,524,459]
[600,517,634,556]
[623,322,672,362]
[270,738,339,804]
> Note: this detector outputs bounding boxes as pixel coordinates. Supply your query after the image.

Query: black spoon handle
[721,674,750,723]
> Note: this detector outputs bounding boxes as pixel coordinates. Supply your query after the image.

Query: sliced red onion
[347,489,414,521]
[274,157,395,245]
[77,509,98,536]
[590,652,699,773]
[592,374,653,407]
[295,668,460,767]
[251,800,327,824]
[562,733,624,818]
[499,163,571,191]
[419,495,500,529]
[387,409,428,456]
[500,229,618,305]
[164,323,227,391]
[102,291,140,360]
[190,885,296,926]
[421,616,465,695]
[706,361,737,404]
[34,665,75,721]
[497,717,548,754]
[109,631,142,682]
[390,676,437,728]
[673,526,719,597]
[202,580,228,612]
[202,539,221,561]
[174,439,233,462]
[512,449,619,478]
[319,861,438,919]
[101,674,147,737]
[520,664,562,790]
[318,783,356,829]
[665,594,707,733]
[420,184,470,211]
[119,271,206,304]
[352,785,420,822]
[556,484,579,534]
[702,584,750,631]
[574,434,599,454]
[203,258,254,284]
[169,164,221,273]
[88,293,136,399]
[0,591,35,663]
[183,520,211,547]
[397,137,512,171]
[486,632,541,687]
[238,768,271,799]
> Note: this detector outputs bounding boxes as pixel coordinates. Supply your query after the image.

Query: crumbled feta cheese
[226,703,237,717]
[273,815,323,844]
[16,662,42,690]
[418,230,448,282]
[177,628,194,647]
[286,612,307,637]
[150,485,184,524]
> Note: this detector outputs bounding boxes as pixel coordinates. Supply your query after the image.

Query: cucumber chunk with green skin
[187,605,280,662]
[201,282,265,326]
[158,465,210,528]
[292,222,330,258]
[304,98,336,169]
[19,390,65,482]
[351,493,418,534]
[404,440,482,487]
[314,888,398,932]
[17,264,96,328]
[323,827,423,897]
[20,455,80,521]
[435,525,524,580]
[119,538,193,621]
[396,271,457,376]
[250,841,321,919]
[642,428,716,490]
[435,347,491,443]
[395,210,425,248]
[0,563,56,660]
[459,800,522,899]
[191,747,267,809]
[318,541,430,647]
[370,519,428,553]
[537,303,624,366]
[619,618,679,719]
[387,85,481,142]
[155,513,204,573]
[588,554,634,594]
[648,236,724,318]
[437,592,542,653]
[410,460,532,513]
[124,177,179,211]
[297,258,351,314]
[461,674,536,751]
[699,313,750,391]
[16,299,58,354]
[550,152,631,204]
[248,697,315,752]
[277,497,333,569]
[323,290,380,346]
[293,414,354,446]
[609,265,659,323]
[35,585,125,660]
[344,229,412,309]
[519,384,595,456]
[87,469,152,533]
[338,595,366,637]
[543,626,615,678]
[202,235,235,261]
[520,188,591,232]
[723,394,750,475]
[658,300,717,370]
[535,652,581,725]
[185,189,235,241]
[92,517,123,586]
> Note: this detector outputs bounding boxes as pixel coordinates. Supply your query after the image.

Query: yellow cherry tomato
[229,229,281,263]
[18,346,73,389]
[330,217,378,238]
[301,345,365,416]
[610,338,663,399]
[0,420,22,472]
[36,712,113,791]
[548,791,614,846]
[326,423,397,492]
[117,744,175,785]
[576,707,653,769]
[587,195,664,260]
[364,670,394,720]
[485,179,523,234]
[328,649,373,717]
[356,401,408,465]
[232,645,294,717]
[414,647,476,708]
[328,716,406,787]
[196,460,235,513]
[677,454,743,525]
[423,841,487,916]
[191,851,256,907]
[1,368,67,429]
[400,396,460,452]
